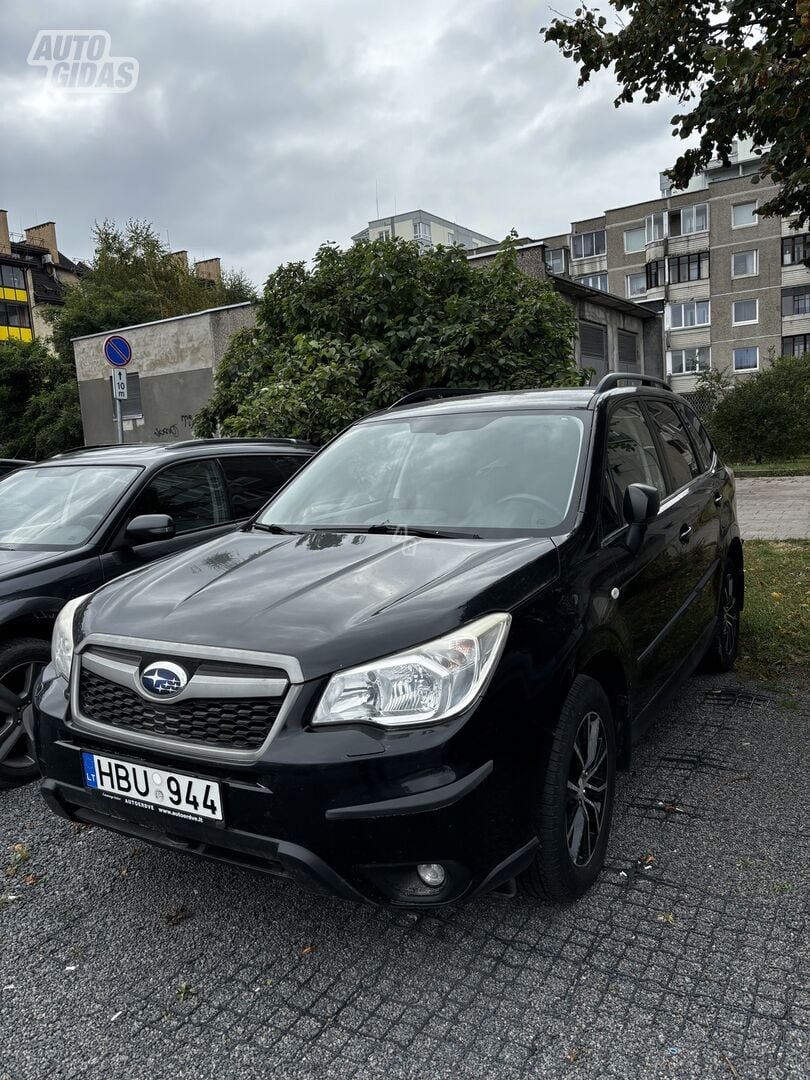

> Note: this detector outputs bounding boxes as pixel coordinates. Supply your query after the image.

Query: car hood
[81,529,560,680]
[0,546,73,580]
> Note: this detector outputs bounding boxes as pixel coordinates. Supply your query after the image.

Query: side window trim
[638,397,689,500]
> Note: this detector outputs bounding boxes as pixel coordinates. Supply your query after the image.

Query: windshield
[258,411,586,536]
[0,465,141,548]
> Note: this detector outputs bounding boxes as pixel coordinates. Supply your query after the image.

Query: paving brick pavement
[1,672,808,1080]
[736,476,810,540]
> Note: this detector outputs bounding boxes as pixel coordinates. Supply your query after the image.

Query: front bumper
[33,670,537,907]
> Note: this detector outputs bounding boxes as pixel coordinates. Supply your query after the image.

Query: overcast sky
[1,0,682,286]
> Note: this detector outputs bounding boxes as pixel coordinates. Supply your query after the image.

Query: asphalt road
[1,671,808,1080]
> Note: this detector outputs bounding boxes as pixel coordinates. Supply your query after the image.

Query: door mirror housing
[622,483,659,556]
[125,514,176,544]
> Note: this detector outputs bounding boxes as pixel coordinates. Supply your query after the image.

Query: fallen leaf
[771,591,783,599]
[176,982,198,1003]
[23,874,40,887]
[11,844,30,863]
[656,912,677,926]
[658,801,684,814]
[298,944,318,957]
[643,853,657,866]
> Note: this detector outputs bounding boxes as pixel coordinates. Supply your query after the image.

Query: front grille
[78,669,282,749]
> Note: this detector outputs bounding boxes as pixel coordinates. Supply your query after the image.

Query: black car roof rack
[389,388,489,409]
[167,437,315,450]
[593,373,672,394]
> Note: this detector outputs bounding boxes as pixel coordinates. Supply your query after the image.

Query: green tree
[543,1,810,226]
[11,219,257,457]
[195,236,581,443]
[706,354,810,462]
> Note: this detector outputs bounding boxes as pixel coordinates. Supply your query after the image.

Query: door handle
[713,491,722,508]
[679,524,692,544]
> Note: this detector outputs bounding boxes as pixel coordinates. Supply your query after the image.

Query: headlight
[52,594,91,682]
[312,612,511,728]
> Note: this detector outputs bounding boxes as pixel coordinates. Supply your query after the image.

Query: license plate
[81,751,223,822]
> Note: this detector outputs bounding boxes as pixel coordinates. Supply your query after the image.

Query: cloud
[0,0,685,286]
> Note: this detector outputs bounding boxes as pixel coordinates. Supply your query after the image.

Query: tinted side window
[645,400,701,490]
[678,406,714,472]
[220,455,307,519]
[605,403,667,511]
[130,461,228,535]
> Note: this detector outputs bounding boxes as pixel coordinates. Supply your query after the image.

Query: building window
[617,329,639,370]
[732,249,758,277]
[668,252,710,284]
[0,265,26,292]
[733,346,759,371]
[0,301,31,328]
[669,203,708,236]
[110,371,143,420]
[782,334,810,357]
[782,285,810,316]
[623,226,646,253]
[413,221,432,243]
[646,258,665,289]
[571,230,606,260]
[445,231,454,245]
[625,272,647,298]
[577,273,608,292]
[645,212,666,243]
[377,228,391,240]
[732,201,758,228]
[732,299,758,325]
[579,320,608,380]
[668,300,710,329]
[545,247,566,274]
[782,234,809,265]
[669,346,711,375]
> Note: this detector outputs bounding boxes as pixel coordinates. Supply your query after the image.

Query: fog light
[416,863,446,888]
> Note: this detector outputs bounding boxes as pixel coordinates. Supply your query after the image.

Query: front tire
[0,638,51,790]
[520,675,616,903]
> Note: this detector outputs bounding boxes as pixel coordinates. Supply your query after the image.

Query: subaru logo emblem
[141,661,188,698]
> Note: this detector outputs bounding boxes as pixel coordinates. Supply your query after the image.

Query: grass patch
[731,457,810,477]
[738,540,810,680]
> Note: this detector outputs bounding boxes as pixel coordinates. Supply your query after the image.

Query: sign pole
[103,335,133,446]
[115,397,124,444]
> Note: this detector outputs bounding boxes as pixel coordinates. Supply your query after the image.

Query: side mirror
[622,483,659,556]
[125,514,175,544]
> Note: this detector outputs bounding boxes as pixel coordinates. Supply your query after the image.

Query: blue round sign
[104,335,132,367]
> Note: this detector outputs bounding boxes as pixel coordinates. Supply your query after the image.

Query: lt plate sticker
[81,752,223,822]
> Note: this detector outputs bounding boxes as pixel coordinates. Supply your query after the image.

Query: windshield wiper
[309,524,483,540]
[250,522,300,535]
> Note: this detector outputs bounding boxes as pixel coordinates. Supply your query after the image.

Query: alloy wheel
[0,661,45,771]
[720,572,739,658]
[566,710,609,866]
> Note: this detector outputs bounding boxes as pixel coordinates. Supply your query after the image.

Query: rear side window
[645,400,701,491]
[677,406,714,472]
[129,460,229,535]
[604,403,667,517]
[219,455,307,518]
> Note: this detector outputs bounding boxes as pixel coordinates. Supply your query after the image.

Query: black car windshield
[258,410,586,536]
[0,465,141,548]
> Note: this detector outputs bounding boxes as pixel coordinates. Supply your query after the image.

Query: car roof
[360,380,677,424]
[37,438,317,467]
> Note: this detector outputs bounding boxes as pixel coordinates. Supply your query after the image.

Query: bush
[705,355,810,463]
[195,235,582,444]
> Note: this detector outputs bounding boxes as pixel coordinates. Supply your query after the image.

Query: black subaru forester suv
[32,376,742,907]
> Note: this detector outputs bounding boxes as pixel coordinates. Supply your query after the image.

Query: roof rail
[389,388,488,409]
[167,437,315,450]
[593,373,672,394]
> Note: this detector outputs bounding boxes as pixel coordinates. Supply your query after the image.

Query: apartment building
[353,210,496,251]
[540,143,810,398]
[0,211,84,342]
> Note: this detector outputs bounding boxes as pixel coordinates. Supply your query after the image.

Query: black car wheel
[520,675,616,903]
[701,567,740,673]
[0,639,51,789]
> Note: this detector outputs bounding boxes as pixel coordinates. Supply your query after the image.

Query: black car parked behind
[32,378,742,906]
[0,438,315,787]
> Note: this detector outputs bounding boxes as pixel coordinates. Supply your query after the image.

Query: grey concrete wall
[78,367,217,445]
[73,302,257,445]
